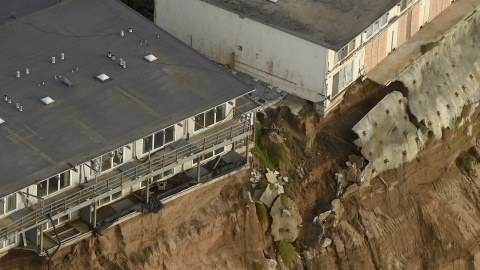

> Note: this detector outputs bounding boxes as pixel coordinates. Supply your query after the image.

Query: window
[142,126,175,154]
[91,147,124,174]
[331,60,355,98]
[45,214,69,230]
[141,168,175,188]
[365,13,388,40]
[98,190,122,206]
[37,171,71,198]
[335,40,357,64]
[193,146,225,165]
[194,104,226,132]
[400,0,407,12]
[6,194,16,213]
[0,235,16,249]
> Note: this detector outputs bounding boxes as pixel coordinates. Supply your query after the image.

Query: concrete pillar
[245,135,250,165]
[146,178,150,203]
[197,156,201,182]
[92,202,97,228]
[39,224,44,252]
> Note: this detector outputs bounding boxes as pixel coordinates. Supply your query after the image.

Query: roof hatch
[41,96,54,105]
[96,73,110,82]
[144,54,158,62]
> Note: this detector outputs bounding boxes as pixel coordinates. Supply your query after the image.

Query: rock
[259,186,278,208]
[274,183,284,194]
[314,210,331,224]
[266,171,278,184]
[343,184,359,198]
[248,191,253,202]
[348,154,364,168]
[283,177,289,183]
[321,237,332,248]
[345,162,360,183]
[264,259,278,270]
[331,199,344,218]
[270,195,302,242]
[303,250,314,260]
[274,171,280,175]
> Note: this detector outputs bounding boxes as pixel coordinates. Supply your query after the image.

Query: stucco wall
[155,0,327,102]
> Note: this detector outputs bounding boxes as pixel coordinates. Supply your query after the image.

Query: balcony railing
[0,118,252,242]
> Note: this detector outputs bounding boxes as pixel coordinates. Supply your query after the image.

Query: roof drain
[44,214,61,270]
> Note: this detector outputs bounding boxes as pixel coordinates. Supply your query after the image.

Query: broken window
[194,113,205,131]
[112,148,124,167]
[143,135,153,154]
[101,152,112,171]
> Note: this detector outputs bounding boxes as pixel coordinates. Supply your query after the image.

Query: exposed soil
[2,79,480,269]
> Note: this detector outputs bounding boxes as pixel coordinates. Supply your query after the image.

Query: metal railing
[0,118,252,241]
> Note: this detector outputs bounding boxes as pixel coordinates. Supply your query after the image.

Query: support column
[197,156,201,182]
[92,202,97,228]
[245,134,250,166]
[39,224,44,253]
[146,178,150,203]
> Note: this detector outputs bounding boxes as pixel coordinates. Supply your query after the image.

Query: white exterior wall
[156,0,328,102]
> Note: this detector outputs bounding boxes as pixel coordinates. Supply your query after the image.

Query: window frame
[142,125,176,155]
[192,146,225,165]
[37,170,72,198]
[141,168,175,189]
[193,104,227,133]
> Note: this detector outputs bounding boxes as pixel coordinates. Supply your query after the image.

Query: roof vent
[25,68,29,75]
[268,0,278,2]
[144,54,158,62]
[16,71,20,78]
[129,27,132,33]
[96,73,110,82]
[61,53,65,60]
[52,57,56,64]
[0,118,4,124]
[41,96,54,105]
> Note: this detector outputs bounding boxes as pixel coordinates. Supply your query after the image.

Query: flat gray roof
[0,0,60,26]
[0,0,252,197]
[203,0,400,51]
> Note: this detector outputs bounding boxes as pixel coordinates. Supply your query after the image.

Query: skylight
[97,73,110,82]
[41,96,54,105]
[144,54,158,62]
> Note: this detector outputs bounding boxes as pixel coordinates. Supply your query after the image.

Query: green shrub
[298,106,317,120]
[280,194,289,208]
[417,122,427,135]
[254,261,264,270]
[258,179,270,190]
[252,123,277,171]
[256,203,268,222]
[278,241,294,267]
[460,155,475,172]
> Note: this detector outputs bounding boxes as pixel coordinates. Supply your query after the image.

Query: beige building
[155,0,452,114]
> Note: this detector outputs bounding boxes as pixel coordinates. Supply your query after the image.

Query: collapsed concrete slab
[352,91,427,179]
[395,11,480,139]
[259,186,278,208]
[270,195,302,242]
[313,210,331,225]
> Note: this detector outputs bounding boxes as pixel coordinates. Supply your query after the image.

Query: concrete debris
[352,92,427,179]
[395,12,480,140]
[331,199,344,219]
[468,124,473,136]
[303,250,314,260]
[259,186,278,208]
[321,237,332,248]
[343,184,359,198]
[248,191,253,202]
[270,195,302,242]
[265,170,278,184]
[348,154,364,168]
[313,210,331,225]
[274,170,280,175]
[345,161,361,183]
[264,259,278,270]
[283,177,289,183]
